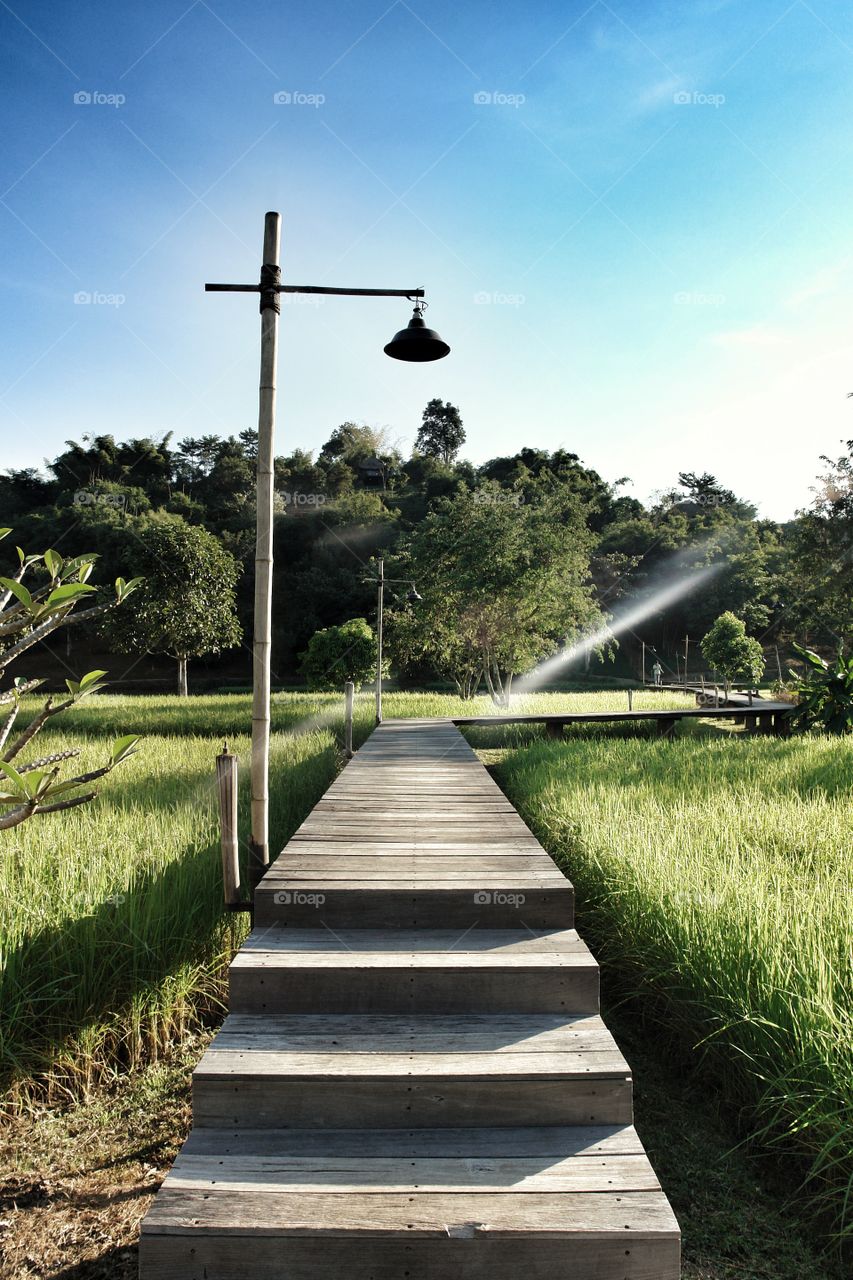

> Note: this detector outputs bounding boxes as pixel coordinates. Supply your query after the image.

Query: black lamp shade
[385,308,450,362]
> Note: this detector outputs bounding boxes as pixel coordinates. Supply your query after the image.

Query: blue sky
[2,0,853,519]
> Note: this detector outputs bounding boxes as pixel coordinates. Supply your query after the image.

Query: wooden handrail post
[344,681,354,758]
[216,742,241,907]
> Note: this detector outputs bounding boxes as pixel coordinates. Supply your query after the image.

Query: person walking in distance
[652,659,663,686]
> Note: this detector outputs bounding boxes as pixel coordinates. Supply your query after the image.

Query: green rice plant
[494,733,853,1247]
[0,687,696,1101]
[0,725,339,1101]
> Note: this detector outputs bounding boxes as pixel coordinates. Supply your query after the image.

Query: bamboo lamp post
[206,213,449,890]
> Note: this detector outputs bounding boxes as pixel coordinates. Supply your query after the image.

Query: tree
[784,440,853,645]
[700,612,766,691]
[103,514,242,695]
[299,618,377,691]
[396,484,603,704]
[0,529,141,830]
[415,399,465,465]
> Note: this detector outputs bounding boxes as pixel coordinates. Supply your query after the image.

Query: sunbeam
[513,561,724,699]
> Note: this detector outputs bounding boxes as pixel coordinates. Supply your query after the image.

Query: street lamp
[365,557,421,725]
[206,212,449,890]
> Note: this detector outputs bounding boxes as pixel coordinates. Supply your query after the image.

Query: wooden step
[191,1012,633,1129]
[139,1126,680,1279]
[254,887,573,929]
[230,928,599,1014]
[253,717,575,929]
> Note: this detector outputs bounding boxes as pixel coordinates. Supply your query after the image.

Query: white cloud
[785,258,851,310]
[635,77,683,110]
[711,325,792,349]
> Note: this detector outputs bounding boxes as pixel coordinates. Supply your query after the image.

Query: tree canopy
[101,514,242,694]
[2,403,846,691]
[415,399,465,465]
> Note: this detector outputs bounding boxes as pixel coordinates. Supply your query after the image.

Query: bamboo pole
[375,557,384,726]
[216,743,240,906]
[344,681,354,758]
[249,211,281,890]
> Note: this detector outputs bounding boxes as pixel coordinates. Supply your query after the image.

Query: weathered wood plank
[163,1151,660,1193]
[218,1011,609,1042]
[253,889,574,930]
[192,1077,633,1129]
[140,1233,680,1280]
[143,1187,675,1235]
[179,1123,646,1158]
[237,928,586,953]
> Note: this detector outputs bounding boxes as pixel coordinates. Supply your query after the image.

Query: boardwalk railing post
[344,681,354,758]
[628,688,633,711]
[216,742,241,907]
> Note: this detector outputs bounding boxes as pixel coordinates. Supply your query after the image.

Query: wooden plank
[253,891,574,930]
[217,1012,611,1045]
[163,1151,661,1193]
[228,974,599,1016]
[232,949,592,968]
[266,857,562,873]
[180,1124,647,1159]
[140,1233,681,1280]
[142,1188,675,1236]
[237,929,586,953]
[216,1013,607,1044]
[193,1076,633,1128]
[197,1047,628,1076]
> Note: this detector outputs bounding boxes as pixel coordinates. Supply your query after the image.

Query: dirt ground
[0,1038,203,1280]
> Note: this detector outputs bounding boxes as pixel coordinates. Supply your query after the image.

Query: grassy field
[1,689,850,1267]
[494,732,853,1248]
[2,688,696,1097]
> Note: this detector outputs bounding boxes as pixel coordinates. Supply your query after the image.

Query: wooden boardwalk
[453,701,793,736]
[140,719,681,1278]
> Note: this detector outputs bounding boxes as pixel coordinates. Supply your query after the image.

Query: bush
[299,618,376,691]
[790,644,853,734]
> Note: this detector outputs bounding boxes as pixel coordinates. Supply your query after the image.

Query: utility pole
[375,557,384,726]
[205,212,447,891]
[683,634,689,689]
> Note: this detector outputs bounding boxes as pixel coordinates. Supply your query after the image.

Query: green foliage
[299,617,376,691]
[701,611,766,685]
[9,426,853,686]
[784,440,853,645]
[789,643,853,734]
[102,513,242,690]
[415,398,466,464]
[0,529,141,828]
[395,483,603,704]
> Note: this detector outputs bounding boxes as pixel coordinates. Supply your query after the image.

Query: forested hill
[2,409,850,688]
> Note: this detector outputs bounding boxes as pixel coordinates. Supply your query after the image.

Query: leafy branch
[0,529,143,830]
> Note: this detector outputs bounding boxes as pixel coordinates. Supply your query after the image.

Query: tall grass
[0,725,338,1102]
[494,733,853,1246]
[3,689,677,1100]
